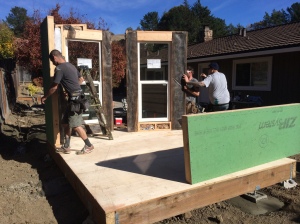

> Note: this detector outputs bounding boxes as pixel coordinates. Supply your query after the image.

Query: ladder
[79,66,113,140]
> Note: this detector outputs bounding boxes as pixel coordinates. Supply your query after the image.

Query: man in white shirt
[184,62,230,111]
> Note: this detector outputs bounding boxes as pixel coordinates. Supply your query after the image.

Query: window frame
[138,42,170,122]
[144,68,165,80]
[232,57,272,91]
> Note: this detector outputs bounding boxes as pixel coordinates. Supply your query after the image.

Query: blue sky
[0,0,298,34]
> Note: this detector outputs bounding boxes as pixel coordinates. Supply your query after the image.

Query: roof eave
[187,45,300,62]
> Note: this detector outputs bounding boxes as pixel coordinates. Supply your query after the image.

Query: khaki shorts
[61,107,83,128]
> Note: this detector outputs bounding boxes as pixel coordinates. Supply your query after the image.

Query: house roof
[187,22,300,60]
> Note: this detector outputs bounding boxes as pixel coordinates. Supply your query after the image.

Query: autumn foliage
[0,23,14,59]
[112,41,126,87]
[13,4,126,87]
[14,10,42,76]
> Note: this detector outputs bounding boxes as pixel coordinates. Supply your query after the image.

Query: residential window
[138,43,170,122]
[140,67,166,80]
[232,57,272,91]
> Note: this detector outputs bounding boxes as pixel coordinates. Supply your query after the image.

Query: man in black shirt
[41,49,94,155]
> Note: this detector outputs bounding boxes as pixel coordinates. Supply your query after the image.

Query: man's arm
[183,75,206,87]
[41,82,59,104]
[185,80,206,87]
[183,85,200,97]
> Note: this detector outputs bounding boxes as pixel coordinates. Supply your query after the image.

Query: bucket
[115,117,122,125]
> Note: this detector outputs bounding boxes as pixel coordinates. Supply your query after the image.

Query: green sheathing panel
[184,104,300,184]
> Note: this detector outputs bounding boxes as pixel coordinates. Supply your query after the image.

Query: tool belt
[69,90,89,113]
[69,89,82,99]
[186,101,204,114]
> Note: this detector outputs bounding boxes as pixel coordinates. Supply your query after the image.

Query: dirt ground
[0,103,300,224]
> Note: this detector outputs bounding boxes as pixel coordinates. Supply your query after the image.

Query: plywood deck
[48,129,296,224]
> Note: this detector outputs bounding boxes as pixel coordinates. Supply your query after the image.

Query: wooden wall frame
[41,16,112,147]
[126,30,187,132]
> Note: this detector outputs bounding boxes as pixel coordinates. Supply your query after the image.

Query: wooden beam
[62,29,103,41]
[41,16,60,147]
[101,31,113,131]
[46,129,296,224]
[114,158,296,224]
[182,104,300,184]
[46,143,108,223]
[171,32,187,129]
[137,31,173,42]
[126,31,139,132]
[55,24,88,31]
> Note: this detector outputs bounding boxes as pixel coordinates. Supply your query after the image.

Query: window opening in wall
[66,40,102,124]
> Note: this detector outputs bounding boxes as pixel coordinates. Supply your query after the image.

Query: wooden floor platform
[48,129,296,224]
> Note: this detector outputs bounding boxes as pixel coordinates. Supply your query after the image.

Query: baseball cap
[208,62,219,70]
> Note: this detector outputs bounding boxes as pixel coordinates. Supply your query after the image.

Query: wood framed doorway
[41,16,112,147]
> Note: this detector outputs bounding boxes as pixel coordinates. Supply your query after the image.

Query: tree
[13,4,126,87]
[249,3,299,30]
[287,3,300,22]
[112,41,126,88]
[226,23,241,35]
[14,9,42,78]
[208,17,229,38]
[140,12,160,31]
[264,9,289,26]
[158,5,198,43]
[139,0,234,44]
[5,7,29,37]
[0,22,14,59]
[183,0,190,8]
[191,1,231,40]
[191,0,211,22]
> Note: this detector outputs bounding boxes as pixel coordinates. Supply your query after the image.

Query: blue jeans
[212,103,229,111]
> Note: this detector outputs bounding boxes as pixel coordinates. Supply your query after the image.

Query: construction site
[0,16,300,224]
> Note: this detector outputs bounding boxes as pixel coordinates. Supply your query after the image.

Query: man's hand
[182,74,189,83]
[41,82,58,104]
[41,96,47,104]
[200,73,207,79]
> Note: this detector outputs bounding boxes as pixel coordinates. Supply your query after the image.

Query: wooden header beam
[136,31,173,42]
[182,103,300,184]
[62,29,103,41]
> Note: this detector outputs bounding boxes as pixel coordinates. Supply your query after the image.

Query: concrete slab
[227,195,284,215]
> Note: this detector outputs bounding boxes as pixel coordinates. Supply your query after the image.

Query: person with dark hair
[181,66,200,114]
[41,49,94,155]
[184,62,230,111]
